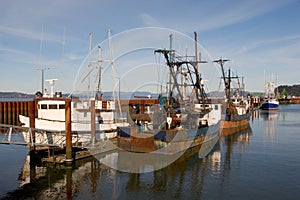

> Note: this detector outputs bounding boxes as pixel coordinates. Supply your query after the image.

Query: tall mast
[228,67,231,100]
[194,32,198,71]
[194,32,200,103]
[60,29,66,93]
[37,28,43,94]
[168,34,173,100]
[96,45,103,100]
[213,59,230,101]
[88,32,93,99]
[108,29,115,101]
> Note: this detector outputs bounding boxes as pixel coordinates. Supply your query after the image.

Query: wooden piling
[7,102,12,125]
[65,99,72,164]
[28,100,36,164]
[91,100,96,145]
[0,102,3,125]
[66,166,73,200]
[28,101,35,137]
[3,102,7,124]
[16,102,20,125]
[12,102,16,125]
[25,101,28,116]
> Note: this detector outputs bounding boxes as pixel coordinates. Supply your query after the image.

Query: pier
[0,98,160,164]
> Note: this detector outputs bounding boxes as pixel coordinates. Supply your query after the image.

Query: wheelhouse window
[59,104,65,109]
[49,104,58,109]
[41,104,47,109]
[214,105,219,110]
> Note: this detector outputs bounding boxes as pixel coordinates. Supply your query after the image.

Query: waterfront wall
[0,101,32,125]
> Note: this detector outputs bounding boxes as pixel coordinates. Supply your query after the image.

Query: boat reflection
[2,127,253,199]
[260,110,279,121]
[219,125,252,178]
[260,110,278,140]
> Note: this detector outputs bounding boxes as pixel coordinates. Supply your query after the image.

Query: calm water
[1,104,300,199]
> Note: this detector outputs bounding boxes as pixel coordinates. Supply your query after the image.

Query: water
[1,104,300,199]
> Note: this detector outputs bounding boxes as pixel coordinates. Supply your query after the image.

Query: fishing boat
[213,59,251,135]
[19,32,129,147]
[260,81,279,110]
[118,33,221,155]
[19,80,128,146]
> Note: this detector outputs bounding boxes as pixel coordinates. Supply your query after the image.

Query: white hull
[19,99,129,146]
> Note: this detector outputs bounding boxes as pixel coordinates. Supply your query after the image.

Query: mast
[155,49,183,101]
[194,32,198,71]
[96,45,103,100]
[88,32,93,99]
[37,28,44,94]
[60,29,66,93]
[108,29,115,101]
[228,67,231,100]
[213,59,230,101]
[168,34,173,102]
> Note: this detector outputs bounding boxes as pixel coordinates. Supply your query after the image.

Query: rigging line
[96,46,103,99]
[88,32,93,99]
[155,52,161,94]
[60,28,66,93]
[37,27,44,92]
[108,29,116,102]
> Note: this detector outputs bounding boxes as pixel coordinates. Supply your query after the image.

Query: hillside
[277,85,300,97]
[0,92,34,99]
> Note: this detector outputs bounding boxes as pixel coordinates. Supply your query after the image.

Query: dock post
[66,165,73,200]
[90,100,95,146]
[3,102,7,124]
[65,99,73,164]
[28,100,36,165]
[0,102,3,124]
[7,102,12,125]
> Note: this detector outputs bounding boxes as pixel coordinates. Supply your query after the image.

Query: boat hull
[117,122,220,155]
[220,112,251,135]
[260,102,279,110]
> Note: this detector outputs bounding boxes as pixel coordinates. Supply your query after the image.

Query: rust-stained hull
[220,113,251,136]
[117,122,220,155]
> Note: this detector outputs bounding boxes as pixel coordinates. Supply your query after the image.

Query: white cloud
[140,13,164,27]
[165,0,295,33]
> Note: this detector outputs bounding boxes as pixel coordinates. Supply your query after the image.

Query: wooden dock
[0,98,160,165]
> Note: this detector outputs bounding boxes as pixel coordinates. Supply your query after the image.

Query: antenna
[37,67,50,95]
[45,79,58,97]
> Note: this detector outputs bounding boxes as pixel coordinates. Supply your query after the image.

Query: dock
[0,98,160,165]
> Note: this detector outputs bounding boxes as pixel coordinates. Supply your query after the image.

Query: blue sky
[1,0,299,94]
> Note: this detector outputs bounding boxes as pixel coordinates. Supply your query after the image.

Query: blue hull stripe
[260,103,279,110]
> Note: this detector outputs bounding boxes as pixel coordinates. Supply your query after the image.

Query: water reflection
[219,125,252,174]
[1,126,254,199]
[260,110,279,140]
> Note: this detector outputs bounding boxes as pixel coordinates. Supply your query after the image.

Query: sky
[1,0,300,94]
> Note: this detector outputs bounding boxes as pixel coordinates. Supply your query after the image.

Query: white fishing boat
[260,78,279,110]
[19,81,129,146]
[19,32,129,146]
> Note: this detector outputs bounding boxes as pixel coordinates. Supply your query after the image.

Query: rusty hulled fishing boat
[118,34,221,156]
[214,59,251,135]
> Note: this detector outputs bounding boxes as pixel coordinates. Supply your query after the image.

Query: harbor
[1,0,300,198]
[1,104,300,199]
